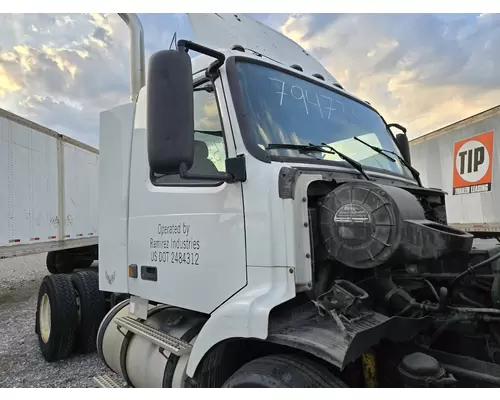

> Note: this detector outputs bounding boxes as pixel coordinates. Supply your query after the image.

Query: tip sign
[452,130,494,195]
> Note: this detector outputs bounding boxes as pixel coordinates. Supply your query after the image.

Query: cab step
[114,315,192,356]
[94,375,126,388]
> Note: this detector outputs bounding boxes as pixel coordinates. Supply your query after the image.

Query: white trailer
[0,107,99,272]
[34,13,500,388]
[410,105,500,236]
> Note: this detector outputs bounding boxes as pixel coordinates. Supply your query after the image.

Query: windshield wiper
[353,136,396,163]
[353,136,421,185]
[266,142,374,181]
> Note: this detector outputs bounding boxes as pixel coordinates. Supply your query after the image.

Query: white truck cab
[97,13,427,384]
[36,13,500,389]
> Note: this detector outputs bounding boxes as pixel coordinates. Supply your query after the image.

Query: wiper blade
[267,143,322,151]
[266,142,373,181]
[353,136,396,163]
[353,136,421,185]
[319,142,373,181]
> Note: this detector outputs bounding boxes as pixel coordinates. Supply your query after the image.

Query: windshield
[232,60,414,180]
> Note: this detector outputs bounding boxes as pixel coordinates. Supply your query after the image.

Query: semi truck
[0,107,98,273]
[34,13,500,388]
[410,105,500,238]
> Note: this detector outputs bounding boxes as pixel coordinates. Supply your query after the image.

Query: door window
[152,81,227,186]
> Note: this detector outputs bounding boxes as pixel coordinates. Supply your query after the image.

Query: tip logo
[453,131,494,195]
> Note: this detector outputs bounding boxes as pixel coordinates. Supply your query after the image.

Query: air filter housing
[319,181,473,269]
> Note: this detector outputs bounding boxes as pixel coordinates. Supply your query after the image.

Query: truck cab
[57,14,500,388]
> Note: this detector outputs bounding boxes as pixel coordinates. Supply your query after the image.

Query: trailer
[34,13,500,388]
[410,105,500,237]
[0,107,99,273]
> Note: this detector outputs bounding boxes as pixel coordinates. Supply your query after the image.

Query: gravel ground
[0,253,118,388]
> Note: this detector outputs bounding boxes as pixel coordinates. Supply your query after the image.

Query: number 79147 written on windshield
[268,77,358,121]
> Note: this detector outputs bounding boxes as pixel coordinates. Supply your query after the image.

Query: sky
[0,12,499,147]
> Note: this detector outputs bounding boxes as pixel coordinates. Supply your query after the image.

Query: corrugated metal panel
[410,107,500,231]
[410,105,500,145]
[0,109,99,258]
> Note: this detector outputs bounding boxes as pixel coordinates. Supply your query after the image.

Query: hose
[393,273,494,281]
[441,364,500,386]
[491,324,500,346]
[428,315,467,346]
[458,292,486,308]
[424,278,441,303]
[447,306,500,315]
[429,315,500,349]
[475,280,493,292]
[395,276,440,303]
[449,251,500,289]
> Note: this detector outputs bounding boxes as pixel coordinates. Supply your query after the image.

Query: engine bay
[301,178,500,387]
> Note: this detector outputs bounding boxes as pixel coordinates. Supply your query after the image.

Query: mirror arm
[179,163,236,183]
[178,155,247,184]
[177,39,226,78]
[387,123,407,135]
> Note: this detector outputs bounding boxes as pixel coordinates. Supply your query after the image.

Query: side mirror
[147,49,194,175]
[395,133,412,165]
[388,123,411,166]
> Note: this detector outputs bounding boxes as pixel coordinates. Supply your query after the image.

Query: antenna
[169,32,178,50]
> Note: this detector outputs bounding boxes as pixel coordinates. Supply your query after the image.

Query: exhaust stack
[118,13,145,103]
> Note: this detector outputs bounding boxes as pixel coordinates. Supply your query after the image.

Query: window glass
[153,83,227,185]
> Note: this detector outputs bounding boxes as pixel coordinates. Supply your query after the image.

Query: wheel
[36,274,78,361]
[222,354,348,388]
[46,252,58,274]
[71,270,107,354]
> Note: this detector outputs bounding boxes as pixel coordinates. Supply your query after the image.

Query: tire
[46,252,58,274]
[46,251,76,274]
[71,270,107,354]
[222,354,348,388]
[57,261,76,274]
[36,274,78,362]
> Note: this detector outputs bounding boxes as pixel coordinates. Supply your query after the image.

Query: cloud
[0,13,196,147]
[1,13,498,148]
[280,13,500,139]
[0,13,131,147]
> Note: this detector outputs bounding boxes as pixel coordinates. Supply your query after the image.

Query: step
[114,315,193,356]
[94,375,125,388]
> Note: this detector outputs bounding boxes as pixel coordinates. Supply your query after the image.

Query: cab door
[126,74,246,314]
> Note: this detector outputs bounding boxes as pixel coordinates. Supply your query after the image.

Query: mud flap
[266,301,431,370]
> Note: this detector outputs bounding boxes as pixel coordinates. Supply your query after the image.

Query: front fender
[267,301,432,370]
[186,265,296,377]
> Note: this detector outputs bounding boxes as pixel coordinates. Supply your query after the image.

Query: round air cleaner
[319,181,425,269]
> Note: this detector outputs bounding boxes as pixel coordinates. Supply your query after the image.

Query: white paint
[187,13,340,87]
[96,14,429,381]
[216,67,289,269]
[284,173,323,290]
[39,293,51,344]
[126,79,246,314]
[0,108,98,259]
[98,102,136,294]
[128,295,148,320]
[410,126,499,229]
[186,265,296,377]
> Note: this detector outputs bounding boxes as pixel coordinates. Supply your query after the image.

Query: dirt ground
[0,253,113,388]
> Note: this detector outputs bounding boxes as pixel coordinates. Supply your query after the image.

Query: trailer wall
[410,106,500,233]
[0,108,98,258]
